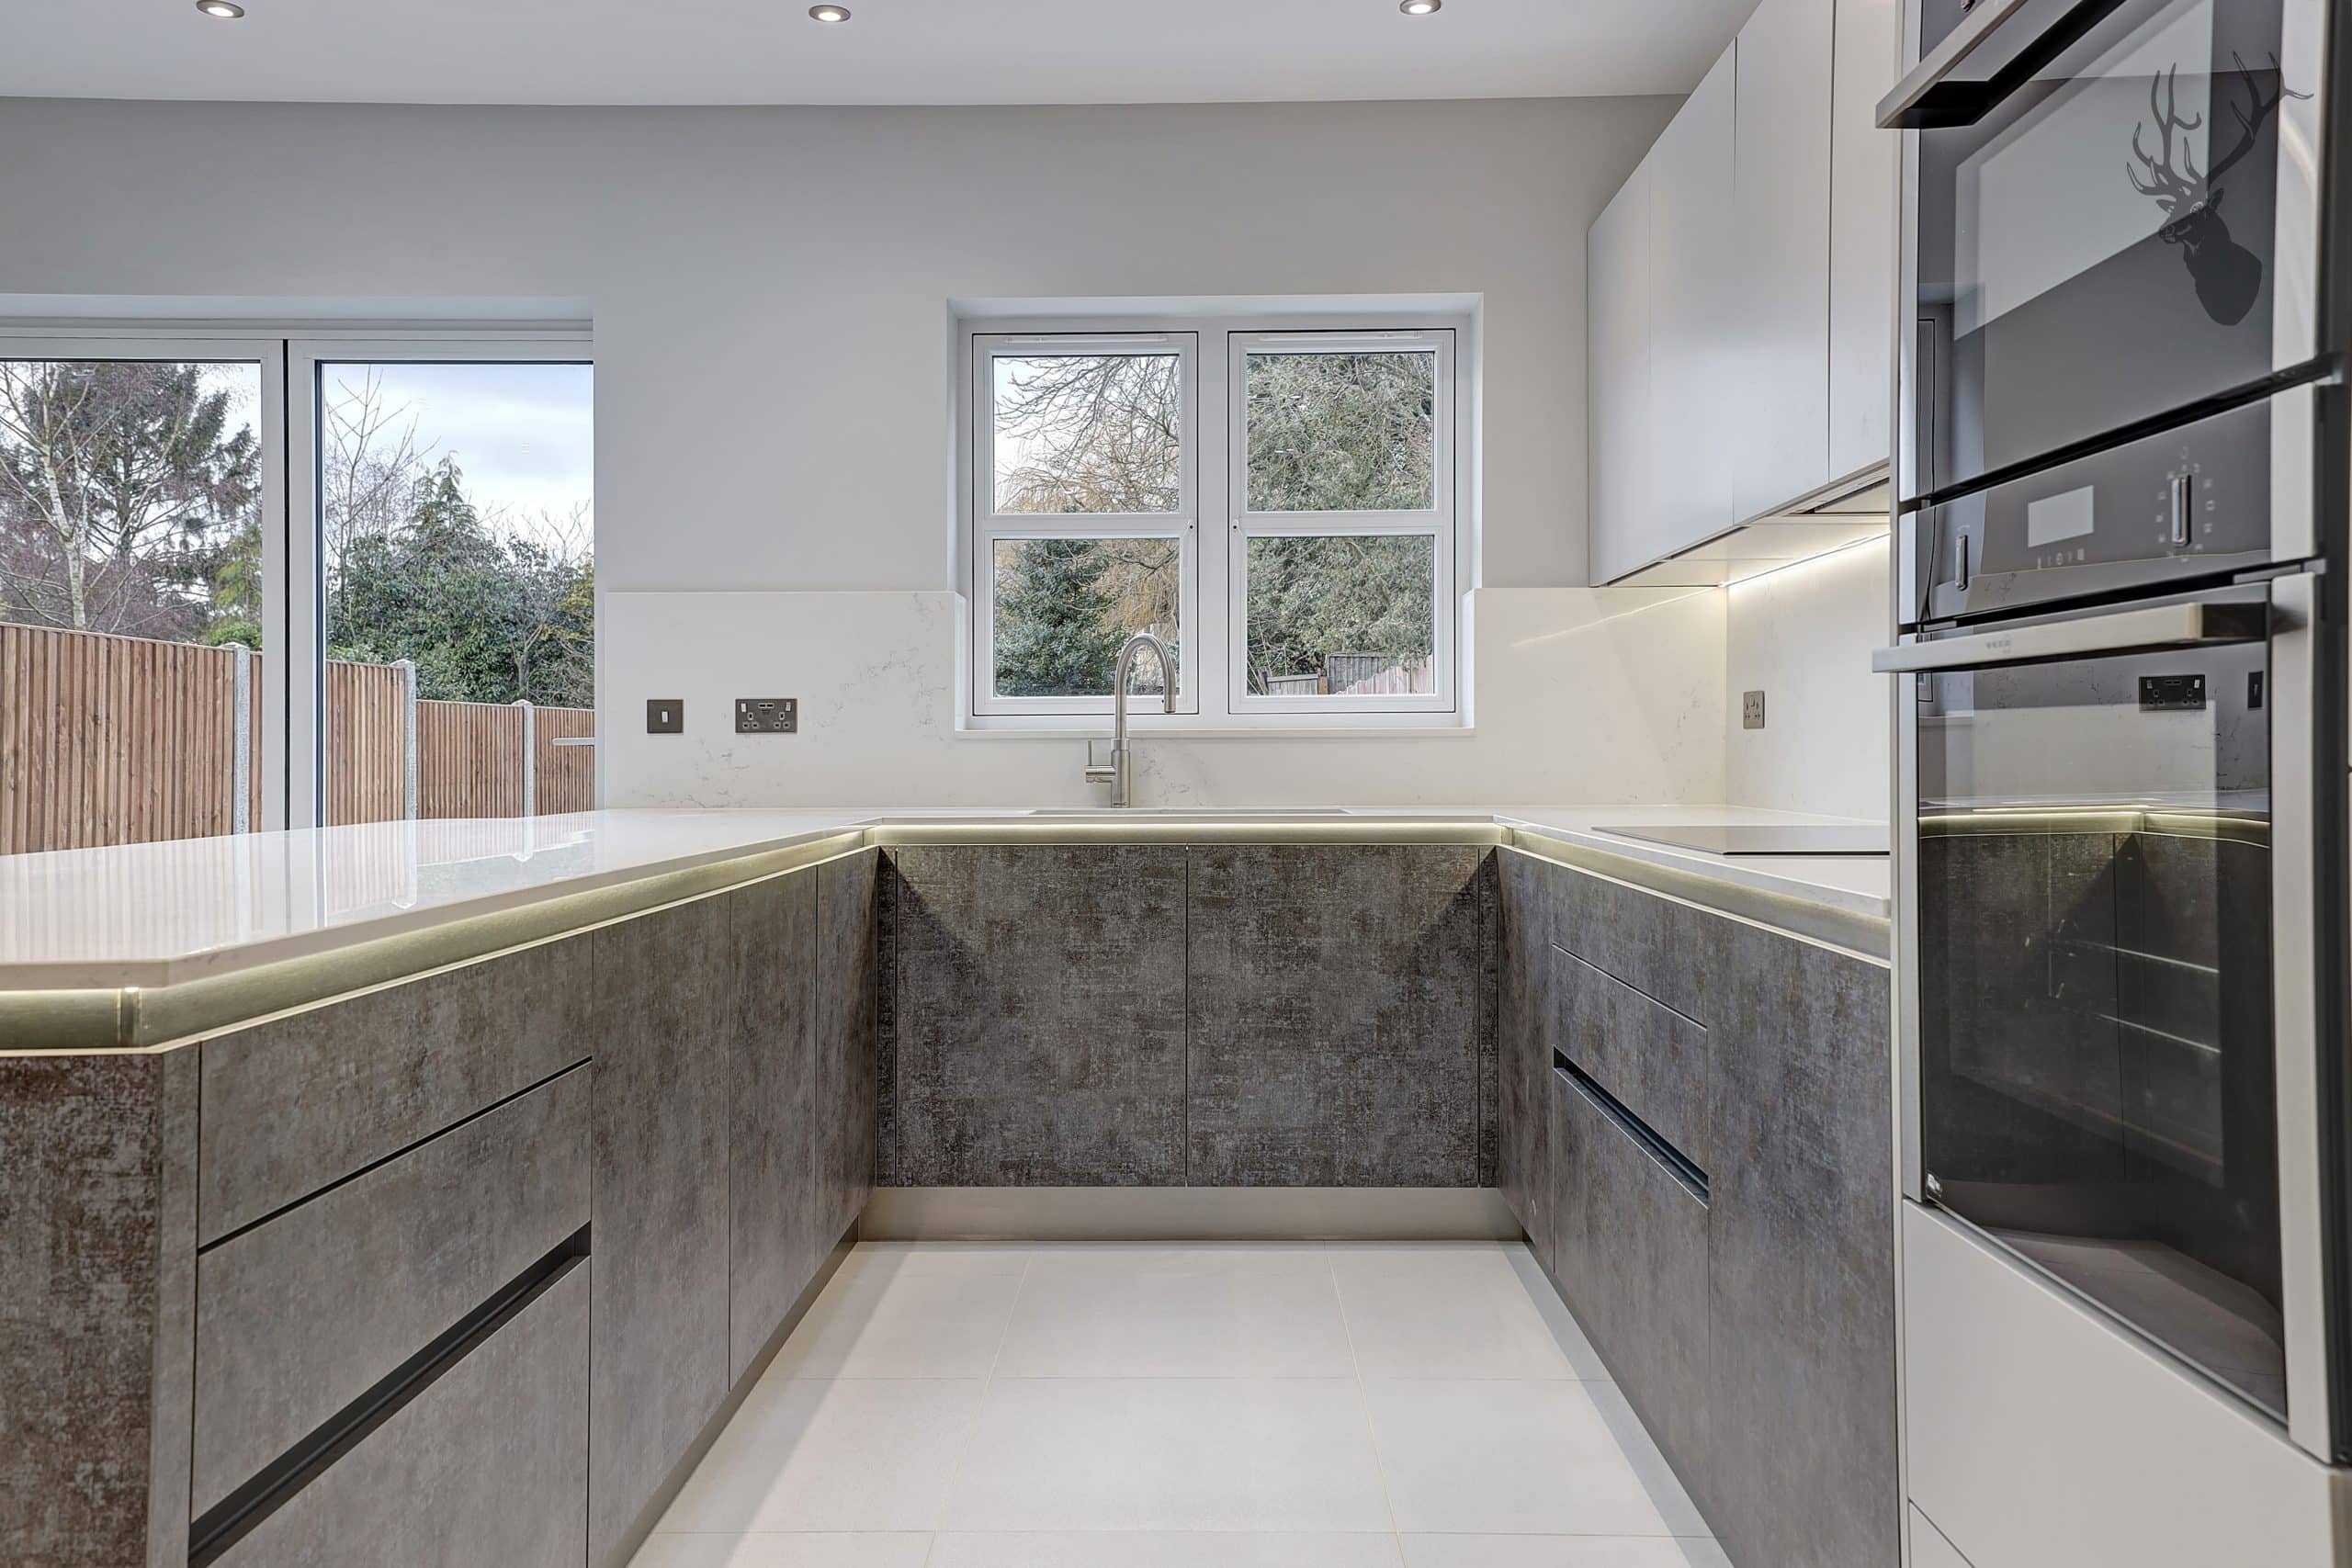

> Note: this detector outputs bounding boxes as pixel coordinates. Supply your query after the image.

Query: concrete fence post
[514,699,536,818]
[395,659,419,821]
[225,642,251,835]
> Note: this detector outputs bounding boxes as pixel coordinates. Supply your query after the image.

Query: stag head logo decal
[2126,54,2310,327]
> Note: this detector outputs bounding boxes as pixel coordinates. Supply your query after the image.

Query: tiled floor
[630,1241,1729,1568]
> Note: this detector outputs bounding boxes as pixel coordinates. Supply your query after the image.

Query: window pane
[992,353,1181,514]
[1246,350,1436,513]
[991,536,1180,698]
[1245,535,1435,697]
[0,359,265,852]
[320,361,594,823]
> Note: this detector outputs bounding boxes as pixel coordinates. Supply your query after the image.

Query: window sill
[954,722,1476,740]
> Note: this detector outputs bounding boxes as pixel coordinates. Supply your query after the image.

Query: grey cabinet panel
[1547,1064,1710,1488]
[1497,853,1557,1257]
[1553,943,1712,1170]
[0,1050,195,1568]
[192,1068,588,1516]
[815,851,879,1237]
[212,1262,589,1568]
[1186,845,1487,1188]
[1550,865,1720,1028]
[725,873,821,1384]
[198,936,593,1243]
[888,845,1186,1187]
[1707,926,1896,1568]
[588,896,732,1567]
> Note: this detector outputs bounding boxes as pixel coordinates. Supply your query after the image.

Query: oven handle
[1878,0,2130,130]
[1871,598,2270,673]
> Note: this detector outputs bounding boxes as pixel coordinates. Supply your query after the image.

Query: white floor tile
[1399,1537,1731,1568]
[928,1531,1406,1567]
[942,1376,1394,1532]
[842,1242,1032,1277]
[628,1532,935,1568]
[1363,1380,1706,1537]
[994,1246,1356,1378]
[1330,1244,1596,1381]
[769,1261,1025,1379]
[655,1378,987,1532]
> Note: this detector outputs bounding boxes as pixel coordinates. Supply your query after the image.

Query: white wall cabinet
[1587,161,1655,586]
[1827,0,1899,482]
[1726,0,1836,524]
[1588,0,1898,582]
[1587,48,1734,586]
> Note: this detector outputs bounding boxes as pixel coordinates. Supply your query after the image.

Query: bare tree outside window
[988,351,1183,697]
[0,360,261,642]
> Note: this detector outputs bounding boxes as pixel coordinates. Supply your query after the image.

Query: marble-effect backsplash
[600,585,1730,810]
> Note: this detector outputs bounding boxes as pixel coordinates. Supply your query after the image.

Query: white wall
[1723,534,1892,820]
[0,95,1759,809]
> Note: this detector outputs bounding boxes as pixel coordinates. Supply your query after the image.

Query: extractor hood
[1606,469,1891,588]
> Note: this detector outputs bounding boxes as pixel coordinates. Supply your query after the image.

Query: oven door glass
[1914,596,2283,1418]
[1911,0,2319,500]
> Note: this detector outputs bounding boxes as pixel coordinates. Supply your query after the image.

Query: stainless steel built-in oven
[1880,394,2345,1456]
[1885,0,2331,502]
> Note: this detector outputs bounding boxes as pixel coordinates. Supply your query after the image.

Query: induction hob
[1598,824,1889,857]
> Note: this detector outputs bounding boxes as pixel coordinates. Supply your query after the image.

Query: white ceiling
[4,0,1757,107]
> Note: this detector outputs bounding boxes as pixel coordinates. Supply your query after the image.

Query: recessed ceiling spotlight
[808,4,851,19]
[1400,0,1442,13]
[196,0,245,16]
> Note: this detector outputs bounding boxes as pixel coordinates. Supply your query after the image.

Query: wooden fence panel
[4,623,597,852]
[415,701,526,819]
[325,661,410,828]
[0,623,244,855]
[535,707,596,816]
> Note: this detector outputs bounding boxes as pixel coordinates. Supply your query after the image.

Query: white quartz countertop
[0,805,1888,994]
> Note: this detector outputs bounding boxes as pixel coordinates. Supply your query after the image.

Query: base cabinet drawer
[1552,943,1710,1170]
[209,1260,589,1568]
[1546,1061,1709,1479]
[192,1068,590,1516]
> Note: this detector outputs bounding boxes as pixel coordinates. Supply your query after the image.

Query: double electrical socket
[1741,690,1767,730]
[735,697,798,734]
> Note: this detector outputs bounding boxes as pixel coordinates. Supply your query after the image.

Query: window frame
[1227,328,1457,716]
[0,327,293,829]
[969,331,1201,717]
[957,312,1470,732]
[289,333,596,825]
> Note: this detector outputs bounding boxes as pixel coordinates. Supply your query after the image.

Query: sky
[320,360,594,535]
[196,357,595,544]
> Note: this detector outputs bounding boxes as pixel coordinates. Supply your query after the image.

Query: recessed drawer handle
[1555,1051,1709,1204]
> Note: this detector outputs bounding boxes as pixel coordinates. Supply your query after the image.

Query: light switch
[647,699,684,734]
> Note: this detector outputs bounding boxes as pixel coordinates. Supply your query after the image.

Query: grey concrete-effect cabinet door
[1496,853,1557,1260]
[211,1263,589,1568]
[726,872,822,1384]
[1185,845,1488,1188]
[1707,922,1896,1568]
[1729,0,1836,521]
[815,851,880,1239]
[1547,1060,1711,1493]
[588,894,734,1567]
[888,845,1188,1186]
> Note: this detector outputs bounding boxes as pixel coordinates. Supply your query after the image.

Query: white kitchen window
[965,320,1463,728]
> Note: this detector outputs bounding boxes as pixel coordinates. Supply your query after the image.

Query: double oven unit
[1878,0,2352,1489]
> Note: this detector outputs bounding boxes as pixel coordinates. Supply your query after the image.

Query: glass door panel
[313,358,594,823]
[0,351,277,852]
